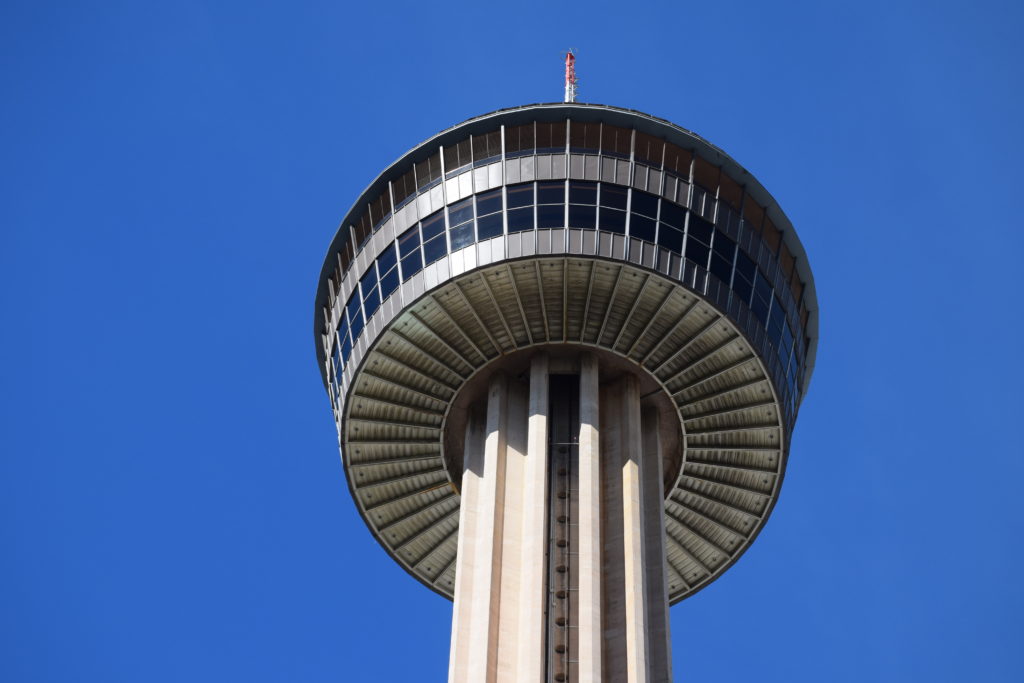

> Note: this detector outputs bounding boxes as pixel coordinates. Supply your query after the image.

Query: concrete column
[619,375,650,683]
[641,407,673,682]
[517,353,549,680]
[450,373,510,683]
[577,353,602,683]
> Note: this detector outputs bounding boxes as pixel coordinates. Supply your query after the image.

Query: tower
[313,103,818,682]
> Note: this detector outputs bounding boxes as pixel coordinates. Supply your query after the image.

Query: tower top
[564,50,577,103]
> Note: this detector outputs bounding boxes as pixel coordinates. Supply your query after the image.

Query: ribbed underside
[341,256,785,603]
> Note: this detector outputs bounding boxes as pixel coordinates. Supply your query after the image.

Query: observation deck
[313,103,819,609]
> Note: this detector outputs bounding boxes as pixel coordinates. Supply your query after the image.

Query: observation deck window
[635,132,664,167]
[398,225,423,281]
[507,183,535,232]
[505,123,535,158]
[568,181,597,230]
[377,243,400,301]
[536,181,565,229]
[600,124,631,159]
[473,131,501,166]
[629,190,660,243]
[448,198,475,251]
[536,122,566,154]
[422,212,447,264]
[476,189,504,239]
[569,121,600,154]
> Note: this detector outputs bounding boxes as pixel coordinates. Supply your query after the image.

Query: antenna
[564,50,578,103]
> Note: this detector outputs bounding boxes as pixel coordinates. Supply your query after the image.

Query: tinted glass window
[735,251,756,281]
[360,266,377,292]
[537,181,564,204]
[630,214,656,242]
[569,204,596,229]
[448,199,473,227]
[659,201,685,229]
[710,253,732,282]
[599,208,625,233]
[476,189,502,216]
[508,207,534,232]
[600,185,628,210]
[685,237,710,266]
[450,222,475,250]
[507,183,534,209]
[380,268,400,300]
[363,289,380,319]
[658,224,684,252]
[478,212,504,239]
[376,243,397,274]
[569,181,597,205]
[423,234,446,264]
[713,233,736,259]
[537,204,564,229]
[401,251,422,280]
[732,272,752,303]
[398,225,420,257]
[688,215,714,244]
[421,212,445,241]
[632,191,659,218]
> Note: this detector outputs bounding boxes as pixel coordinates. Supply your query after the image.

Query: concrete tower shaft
[448,352,672,682]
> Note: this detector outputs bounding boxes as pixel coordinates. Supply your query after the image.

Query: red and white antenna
[564,50,578,103]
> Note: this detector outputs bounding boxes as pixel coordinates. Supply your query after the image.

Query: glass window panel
[401,251,423,280]
[632,191,659,218]
[423,234,447,264]
[693,156,719,192]
[570,121,600,153]
[743,198,764,230]
[421,212,445,240]
[359,266,377,293]
[569,181,597,205]
[478,212,504,239]
[415,152,441,189]
[762,217,781,253]
[635,132,663,167]
[569,204,596,229]
[376,243,397,274]
[664,144,692,176]
[537,181,565,204]
[688,215,714,245]
[536,122,565,152]
[658,224,684,252]
[380,268,400,300]
[754,271,773,303]
[507,206,534,232]
[659,201,685,229]
[398,225,420,257]
[685,237,710,266]
[506,123,535,156]
[537,204,564,229]
[630,214,656,242]
[719,174,742,210]
[713,233,736,259]
[598,207,625,233]
[710,253,732,282]
[601,124,631,157]
[341,335,352,362]
[732,272,753,303]
[393,167,417,206]
[450,222,475,250]
[750,294,769,325]
[599,184,628,210]
[476,189,503,216]
[363,289,380,319]
[507,183,534,209]
[736,251,756,281]
[474,130,501,163]
[448,198,473,227]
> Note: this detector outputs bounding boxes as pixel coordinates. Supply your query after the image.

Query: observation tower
[313,101,818,682]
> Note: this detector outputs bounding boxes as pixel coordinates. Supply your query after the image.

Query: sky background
[2,1,1023,681]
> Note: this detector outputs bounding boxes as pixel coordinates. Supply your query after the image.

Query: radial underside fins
[342,258,785,603]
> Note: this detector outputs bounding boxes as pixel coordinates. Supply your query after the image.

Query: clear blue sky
[2,1,1022,681]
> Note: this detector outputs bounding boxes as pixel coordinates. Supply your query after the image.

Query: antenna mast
[564,50,577,103]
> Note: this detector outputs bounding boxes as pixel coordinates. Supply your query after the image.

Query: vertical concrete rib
[449,409,487,683]
[497,378,528,680]
[577,353,602,683]
[619,375,650,683]
[641,407,673,682]
[600,381,627,682]
[517,353,549,681]
[451,373,509,683]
